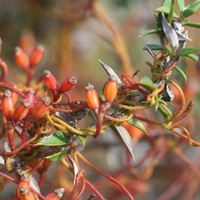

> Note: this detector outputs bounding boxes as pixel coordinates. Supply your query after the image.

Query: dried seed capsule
[85,83,100,114]
[14,47,29,70]
[43,70,57,91]
[1,90,14,120]
[29,44,44,68]
[14,100,30,121]
[32,96,51,119]
[45,188,65,200]
[103,75,118,102]
[59,76,77,93]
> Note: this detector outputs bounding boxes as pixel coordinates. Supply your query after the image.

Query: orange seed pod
[43,70,57,91]
[29,44,44,68]
[45,188,65,200]
[1,90,14,120]
[19,186,35,200]
[14,100,30,121]
[14,47,29,70]
[17,179,30,199]
[59,76,77,93]
[32,96,51,119]
[103,75,118,102]
[85,83,100,114]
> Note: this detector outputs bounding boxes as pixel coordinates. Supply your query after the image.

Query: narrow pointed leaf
[99,60,122,85]
[139,29,160,37]
[127,118,148,135]
[144,44,163,50]
[174,66,187,82]
[113,125,135,161]
[46,149,67,161]
[185,54,199,61]
[177,0,185,11]
[163,0,172,7]
[183,21,200,28]
[177,47,200,56]
[155,6,170,14]
[162,13,179,50]
[68,155,79,184]
[36,131,70,146]
[140,76,157,90]
[77,135,87,146]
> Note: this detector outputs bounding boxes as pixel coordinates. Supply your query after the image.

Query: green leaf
[36,131,70,146]
[163,0,172,7]
[127,118,148,135]
[183,21,200,28]
[167,0,175,23]
[77,135,87,146]
[177,0,185,11]
[177,48,200,57]
[182,8,196,18]
[155,6,170,14]
[174,66,187,82]
[140,76,157,90]
[145,61,153,68]
[185,54,199,61]
[46,150,67,161]
[139,29,160,37]
[182,0,200,18]
[145,44,163,50]
[165,45,173,55]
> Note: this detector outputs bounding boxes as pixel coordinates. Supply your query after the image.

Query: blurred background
[0,0,200,199]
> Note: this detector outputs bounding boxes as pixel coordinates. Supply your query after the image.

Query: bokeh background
[0,0,200,199]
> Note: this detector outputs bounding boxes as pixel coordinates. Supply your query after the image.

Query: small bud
[43,70,57,91]
[29,44,44,68]
[85,83,100,113]
[45,188,65,200]
[14,100,30,121]
[103,75,118,102]
[59,76,77,93]
[32,96,51,118]
[14,47,29,70]
[1,90,14,120]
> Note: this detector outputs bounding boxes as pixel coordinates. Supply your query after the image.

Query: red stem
[84,179,105,200]
[77,152,134,200]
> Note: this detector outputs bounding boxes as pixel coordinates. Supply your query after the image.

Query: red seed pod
[103,75,118,102]
[32,96,51,119]
[24,89,36,113]
[1,90,14,120]
[59,76,77,93]
[43,70,57,91]
[14,47,29,70]
[14,100,30,121]
[45,188,65,200]
[85,83,100,114]
[29,44,44,68]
